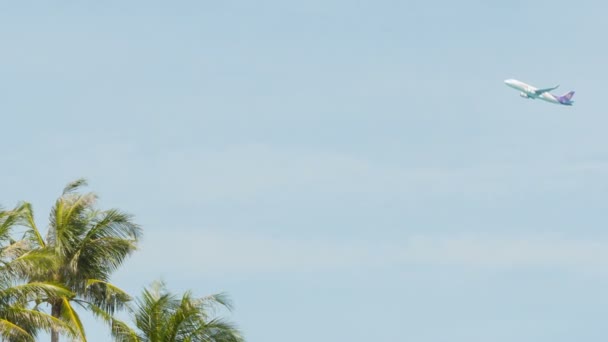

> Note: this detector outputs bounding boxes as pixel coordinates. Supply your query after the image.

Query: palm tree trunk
[51,301,62,342]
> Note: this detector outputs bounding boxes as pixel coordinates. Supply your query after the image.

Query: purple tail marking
[557,91,575,105]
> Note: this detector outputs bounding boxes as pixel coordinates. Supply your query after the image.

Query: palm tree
[113,281,243,342]
[0,278,76,342]
[18,179,142,342]
[0,206,77,341]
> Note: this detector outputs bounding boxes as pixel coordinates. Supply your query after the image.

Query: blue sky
[2,0,608,341]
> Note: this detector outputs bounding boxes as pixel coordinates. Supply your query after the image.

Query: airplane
[504,79,575,106]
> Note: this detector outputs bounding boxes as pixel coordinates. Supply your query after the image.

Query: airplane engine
[520,92,530,99]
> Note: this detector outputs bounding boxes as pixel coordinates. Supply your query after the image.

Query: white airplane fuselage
[504,79,563,105]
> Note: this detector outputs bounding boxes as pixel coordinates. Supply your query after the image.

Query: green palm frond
[1,306,78,340]
[0,317,34,341]
[135,286,174,342]
[0,206,22,243]
[16,202,45,248]
[3,249,59,281]
[196,293,234,313]
[0,202,45,250]
[60,296,86,341]
[0,280,77,342]
[0,282,73,303]
[74,237,138,280]
[85,303,141,342]
[62,179,88,195]
[194,318,244,342]
[83,279,132,314]
[85,209,142,241]
[130,282,243,342]
[48,192,97,258]
[1,239,30,263]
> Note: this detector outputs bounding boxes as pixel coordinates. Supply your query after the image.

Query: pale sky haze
[2,1,608,341]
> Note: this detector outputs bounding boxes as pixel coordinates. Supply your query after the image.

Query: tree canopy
[0,180,243,342]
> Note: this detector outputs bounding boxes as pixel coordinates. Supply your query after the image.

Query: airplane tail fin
[557,91,575,105]
[561,91,575,100]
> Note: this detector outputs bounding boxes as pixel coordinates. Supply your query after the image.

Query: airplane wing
[534,85,560,95]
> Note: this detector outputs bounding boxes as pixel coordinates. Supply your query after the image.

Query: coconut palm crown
[0,206,77,341]
[113,281,244,342]
[20,179,142,342]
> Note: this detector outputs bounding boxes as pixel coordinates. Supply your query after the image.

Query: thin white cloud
[399,234,608,268]
[20,142,608,206]
[133,143,608,204]
[124,230,608,277]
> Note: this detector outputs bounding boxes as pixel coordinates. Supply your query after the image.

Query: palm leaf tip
[62,179,88,195]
